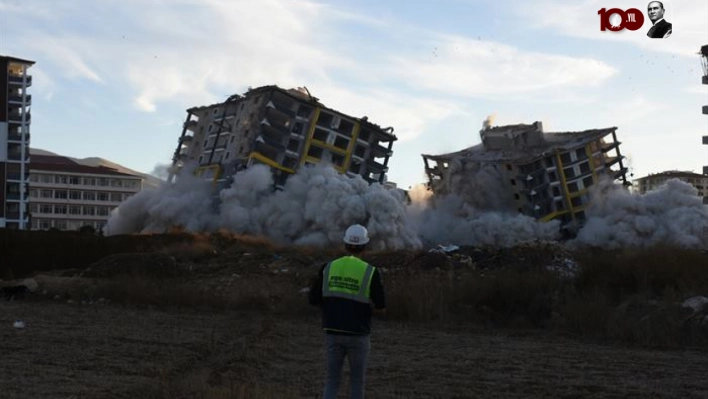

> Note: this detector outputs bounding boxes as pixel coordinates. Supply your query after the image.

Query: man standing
[646,1,672,38]
[309,224,386,399]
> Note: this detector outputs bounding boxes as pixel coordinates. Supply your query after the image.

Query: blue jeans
[323,333,370,399]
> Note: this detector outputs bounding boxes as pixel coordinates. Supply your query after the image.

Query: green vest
[322,256,375,304]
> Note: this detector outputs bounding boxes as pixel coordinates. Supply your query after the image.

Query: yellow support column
[300,108,321,166]
[343,122,361,172]
[555,150,575,222]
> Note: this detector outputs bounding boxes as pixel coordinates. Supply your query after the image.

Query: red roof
[30,156,139,177]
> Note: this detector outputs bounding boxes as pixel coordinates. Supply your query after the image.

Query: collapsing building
[422,121,629,228]
[168,85,397,188]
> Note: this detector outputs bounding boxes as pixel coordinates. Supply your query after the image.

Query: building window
[97,192,109,201]
[514,193,520,200]
[39,220,51,230]
[582,176,594,188]
[54,190,68,199]
[354,145,366,158]
[292,122,304,135]
[556,200,565,210]
[307,146,323,159]
[69,176,81,185]
[110,193,122,202]
[57,175,69,184]
[30,175,39,183]
[545,157,554,168]
[287,139,299,152]
[41,189,52,198]
[579,162,590,174]
[97,207,109,216]
[552,186,561,197]
[568,182,579,193]
[84,177,96,186]
[571,197,582,207]
[40,204,53,214]
[83,206,96,216]
[70,191,82,200]
[506,164,512,171]
[313,128,328,142]
[30,204,38,213]
[548,171,557,182]
[334,136,349,150]
[55,205,67,214]
[560,153,572,164]
[41,175,53,183]
[98,178,109,186]
[564,167,575,179]
[332,153,345,167]
[84,192,96,201]
[510,179,516,186]
[69,206,81,215]
[29,189,37,198]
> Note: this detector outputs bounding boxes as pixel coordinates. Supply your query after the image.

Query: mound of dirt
[83,253,186,279]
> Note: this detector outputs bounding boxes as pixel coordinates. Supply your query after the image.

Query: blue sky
[1,0,707,189]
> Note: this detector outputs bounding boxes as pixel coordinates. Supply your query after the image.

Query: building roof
[186,84,397,141]
[30,155,140,177]
[634,170,708,181]
[0,55,36,66]
[423,124,617,164]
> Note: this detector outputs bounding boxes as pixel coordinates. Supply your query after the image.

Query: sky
[1,0,707,189]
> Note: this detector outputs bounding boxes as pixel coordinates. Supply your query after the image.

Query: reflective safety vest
[322,256,375,304]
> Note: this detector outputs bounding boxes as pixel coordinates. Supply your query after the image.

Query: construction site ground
[1,235,708,398]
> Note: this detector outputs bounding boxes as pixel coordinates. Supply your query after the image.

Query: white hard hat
[343,224,370,245]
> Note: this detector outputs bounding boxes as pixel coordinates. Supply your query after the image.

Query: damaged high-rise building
[422,121,629,228]
[168,85,397,188]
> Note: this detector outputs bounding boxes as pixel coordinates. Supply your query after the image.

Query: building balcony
[184,119,198,131]
[8,75,32,86]
[7,133,29,142]
[266,101,296,119]
[5,212,21,220]
[370,142,393,158]
[179,135,194,145]
[261,123,290,141]
[601,141,620,153]
[8,94,31,105]
[8,112,31,123]
[7,151,29,162]
[5,193,22,201]
[366,159,389,173]
[255,135,285,153]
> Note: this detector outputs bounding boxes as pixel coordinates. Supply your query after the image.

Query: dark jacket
[309,258,386,335]
[647,19,672,38]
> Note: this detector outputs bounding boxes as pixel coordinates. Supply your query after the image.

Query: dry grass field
[1,230,708,398]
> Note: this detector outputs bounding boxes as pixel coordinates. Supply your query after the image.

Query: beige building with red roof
[28,154,143,232]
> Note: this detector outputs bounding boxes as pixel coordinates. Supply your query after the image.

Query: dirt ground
[2,300,707,399]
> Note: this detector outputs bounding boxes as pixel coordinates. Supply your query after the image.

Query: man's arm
[369,268,386,311]
[308,264,326,306]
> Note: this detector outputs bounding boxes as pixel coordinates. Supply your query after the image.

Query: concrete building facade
[422,121,628,228]
[169,85,397,188]
[28,155,143,232]
[0,55,34,230]
[634,171,708,204]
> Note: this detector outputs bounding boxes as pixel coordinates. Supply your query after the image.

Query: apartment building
[169,85,397,188]
[422,121,629,228]
[701,44,708,175]
[634,171,708,204]
[0,55,34,230]
[28,155,143,232]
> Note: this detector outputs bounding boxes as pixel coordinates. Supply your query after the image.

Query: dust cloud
[105,164,708,250]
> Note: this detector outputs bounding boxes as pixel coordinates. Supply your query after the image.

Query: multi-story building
[634,171,708,204]
[169,85,397,188]
[28,155,143,232]
[0,55,34,230]
[422,121,628,228]
[701,44,708,176]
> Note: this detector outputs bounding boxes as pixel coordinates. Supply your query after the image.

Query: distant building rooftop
[634,170,708,181]
[423,122,617,164]
[30,155,139,177]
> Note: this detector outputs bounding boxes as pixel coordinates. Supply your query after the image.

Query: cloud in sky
[2,1,620,118]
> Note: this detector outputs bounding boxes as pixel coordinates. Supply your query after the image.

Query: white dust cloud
[106,163,708,250]
[573,178,708,248]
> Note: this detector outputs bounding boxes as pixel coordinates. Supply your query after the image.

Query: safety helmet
[343,224,370,245]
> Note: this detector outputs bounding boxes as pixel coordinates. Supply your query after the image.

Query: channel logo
[598,1,672,38]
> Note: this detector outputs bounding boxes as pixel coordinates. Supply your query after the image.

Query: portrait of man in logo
[646,1,672,38]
